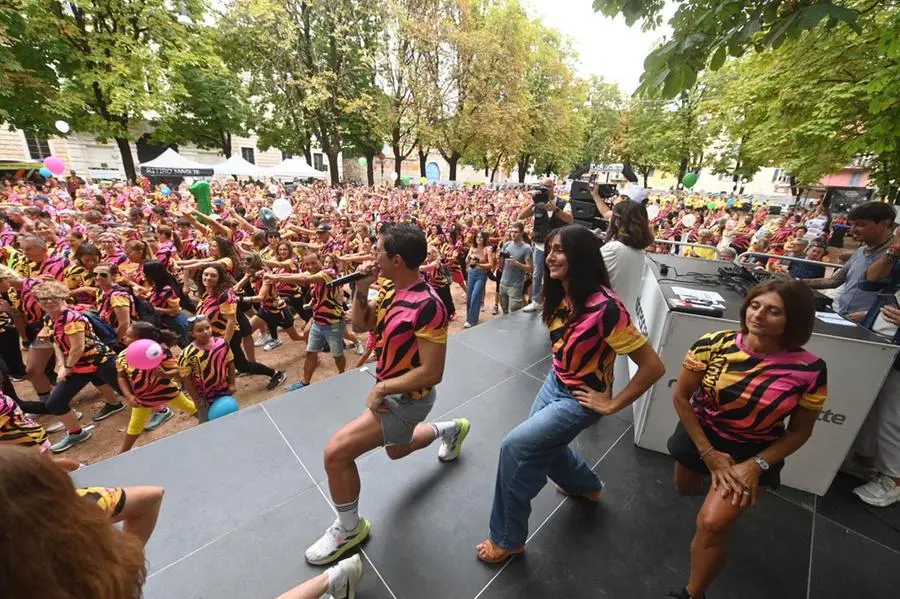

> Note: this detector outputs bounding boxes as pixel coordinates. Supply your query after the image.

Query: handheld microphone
[326,271,370,288]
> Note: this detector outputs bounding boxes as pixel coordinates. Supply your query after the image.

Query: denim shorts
[307,320,346,356]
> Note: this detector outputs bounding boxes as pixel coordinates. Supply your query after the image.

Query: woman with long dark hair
[464,230,494,328]
[476,224,665,564]
[185,262,285,390]
[143,260,194,345]
[666,280,826,599]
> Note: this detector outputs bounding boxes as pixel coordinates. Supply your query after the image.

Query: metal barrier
[736,251,835,269]
[652,239,719,253]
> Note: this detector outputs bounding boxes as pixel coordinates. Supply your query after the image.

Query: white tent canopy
[212,154,262,177]
[262,158,328,180]
[139,148,215,177]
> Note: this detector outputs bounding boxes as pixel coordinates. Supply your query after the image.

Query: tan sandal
[554,484,602,502]
[475,538,524,564]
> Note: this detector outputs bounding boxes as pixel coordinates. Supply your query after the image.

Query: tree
[513,25,586,183]
[611,97,669,187]
[426,0,531,181]
[658,86,709,186]
[0,1,71,137]
[222,0,384,185]
[151,29,252,158]
[695,3,900,200]
[32,0,201,179]
[578,77,624,168]
[593,0,861,98]
[376,0,446,184]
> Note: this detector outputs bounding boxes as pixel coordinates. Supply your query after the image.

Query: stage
[72,311,900,599]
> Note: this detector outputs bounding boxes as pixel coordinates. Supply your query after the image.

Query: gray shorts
[380,389,436,446]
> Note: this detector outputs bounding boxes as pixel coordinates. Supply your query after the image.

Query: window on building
[24,132,52,160]
[241,147,255,164]
[313,153,325,171]
[282,151,292,160]
[849,172,863,186]
[771,168,783,183]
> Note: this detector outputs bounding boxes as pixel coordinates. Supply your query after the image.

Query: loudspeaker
[569,180,616,202]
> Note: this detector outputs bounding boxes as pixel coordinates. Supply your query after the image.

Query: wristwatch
[753,456,770,471]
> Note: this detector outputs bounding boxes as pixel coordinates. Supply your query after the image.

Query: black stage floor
[72,312,900,599]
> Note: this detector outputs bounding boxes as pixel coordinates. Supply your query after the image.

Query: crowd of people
[0,171,897,599]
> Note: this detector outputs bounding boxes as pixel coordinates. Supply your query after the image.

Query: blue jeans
[489,371,602,549]
[466,268,488,325]
[531,246,545,304]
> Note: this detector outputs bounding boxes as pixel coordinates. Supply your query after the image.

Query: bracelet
[699,446,714,459]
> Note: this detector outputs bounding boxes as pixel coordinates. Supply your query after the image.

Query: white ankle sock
[430,420,457,439]
[335,498,360,531]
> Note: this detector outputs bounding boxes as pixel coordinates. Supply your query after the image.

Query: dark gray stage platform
[72,312,900,599]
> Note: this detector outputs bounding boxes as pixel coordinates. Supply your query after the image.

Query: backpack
[81,310,118,347]
[120,285,161,328]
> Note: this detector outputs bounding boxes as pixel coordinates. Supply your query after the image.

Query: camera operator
[518,178,573,312]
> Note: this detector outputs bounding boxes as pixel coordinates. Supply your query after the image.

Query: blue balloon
[726,198,735,207]
[160,185,171,196]
[208,395,239,420]
[39,167,53,178]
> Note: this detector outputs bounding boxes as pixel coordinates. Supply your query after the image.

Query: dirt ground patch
[21,283,509,465]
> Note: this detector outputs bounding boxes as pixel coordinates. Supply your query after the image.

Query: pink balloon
[43,156,65,175]
[125,339,165,370]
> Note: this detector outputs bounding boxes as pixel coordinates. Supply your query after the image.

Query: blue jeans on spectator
[489,371,602,549]
[531,246,545,304]
[466,268,488,326]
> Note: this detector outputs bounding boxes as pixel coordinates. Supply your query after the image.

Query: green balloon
[358,157,367,166]
[682,172,698,189]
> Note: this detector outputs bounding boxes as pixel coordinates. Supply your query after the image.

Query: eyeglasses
[95,272,111,278]
[34,296,64,303]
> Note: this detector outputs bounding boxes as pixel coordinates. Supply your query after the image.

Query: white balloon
[646,204,660,220]
[394,172,401,182]
[682,214,697,227]
[272,198,292,220]
[54,120,70,134]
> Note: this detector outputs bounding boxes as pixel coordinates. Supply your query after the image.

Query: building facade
[0,126,343,181]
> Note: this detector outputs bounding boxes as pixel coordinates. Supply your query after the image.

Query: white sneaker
[852,474,900,507]
[46,411,84,434]
[438,418,470,462]
[327,554,364,599]
[263,338,283,351]
[254,332,272,348]
[522,301,541,313]
[355,339,365,355]
[304,518,371,566]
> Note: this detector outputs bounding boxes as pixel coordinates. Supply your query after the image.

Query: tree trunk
[489,153,503,183]
[325,148,340,185]
[304,144,312,165]
[418,146,428,177]
[392,146,403,186]
[677,156,689,188]
[517,154,531,183]
[116,137,136,182]
[365,150,375,186]
[642,169,650,188]
[447,151,460,181]
[220,132,232,158]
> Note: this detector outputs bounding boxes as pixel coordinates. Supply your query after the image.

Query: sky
[524,0,674,94]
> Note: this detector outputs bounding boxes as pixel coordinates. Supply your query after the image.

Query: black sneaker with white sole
[93,402,125,421]
[266,370,287,390]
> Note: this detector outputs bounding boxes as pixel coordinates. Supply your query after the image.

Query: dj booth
[629,254,899,495]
